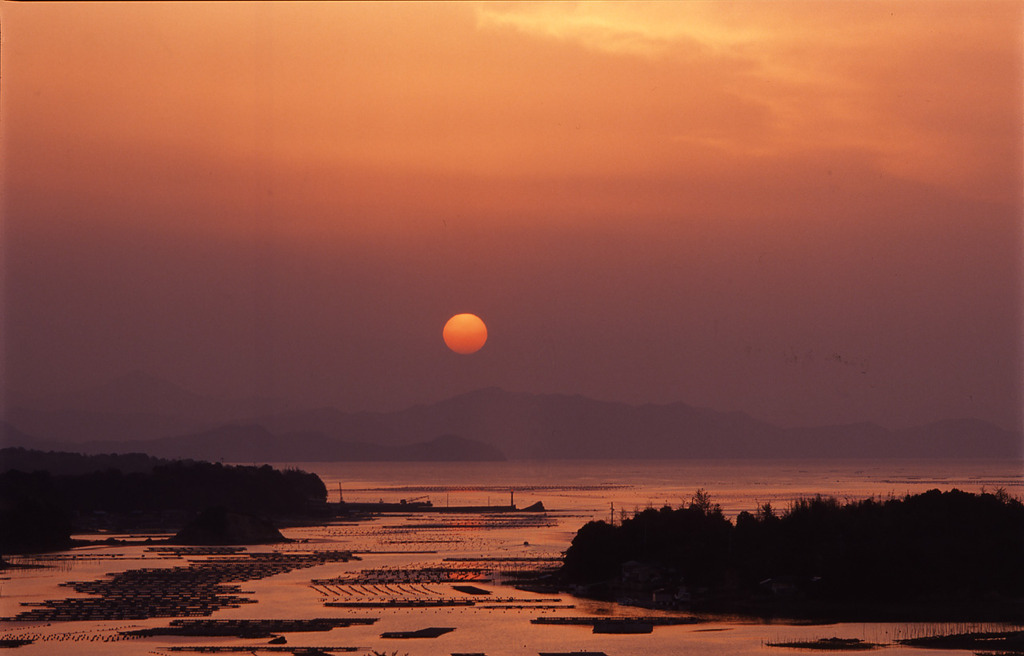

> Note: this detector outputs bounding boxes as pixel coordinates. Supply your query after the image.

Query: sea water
[1,459,1021,655]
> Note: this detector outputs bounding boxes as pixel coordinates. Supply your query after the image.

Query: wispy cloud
[474,2,758,58]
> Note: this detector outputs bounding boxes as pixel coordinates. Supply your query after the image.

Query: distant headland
[0,448,538,556]
[0,449,328,555]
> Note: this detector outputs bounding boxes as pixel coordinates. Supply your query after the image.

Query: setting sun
[443,313,488,355]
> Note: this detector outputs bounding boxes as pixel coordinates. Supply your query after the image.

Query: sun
[443,313,488,354]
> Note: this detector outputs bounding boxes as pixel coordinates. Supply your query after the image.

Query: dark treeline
[51,461,327,516]
[0,469,73,554]
[562,488,1024,617]
[1,449,328,554]
[0,446,174,475]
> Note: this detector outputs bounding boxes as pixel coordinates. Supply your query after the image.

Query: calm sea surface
[2,459,1021,655]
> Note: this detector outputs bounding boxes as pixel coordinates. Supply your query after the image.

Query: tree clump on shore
[53,460,327,517]
[1,449,328,554]
[561,488,1024,618]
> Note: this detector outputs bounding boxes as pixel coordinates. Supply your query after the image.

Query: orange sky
[2,2,1022,430]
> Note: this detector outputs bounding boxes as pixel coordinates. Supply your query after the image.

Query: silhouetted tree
[562,488,1024,613]
[1,450,330,553]
[0,470,72,554]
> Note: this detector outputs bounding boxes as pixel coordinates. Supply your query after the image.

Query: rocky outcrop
[171,507,287,545]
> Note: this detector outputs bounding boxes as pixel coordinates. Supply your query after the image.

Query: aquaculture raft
[531,615,699,626]
[8,550,356,622]
[326,599,473,608]
[166,647,359,653]
[123,617,377,638]
[380,627,456,638]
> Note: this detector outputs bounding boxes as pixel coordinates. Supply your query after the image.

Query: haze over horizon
[3,2,1022,434]
[4,369,1021,437]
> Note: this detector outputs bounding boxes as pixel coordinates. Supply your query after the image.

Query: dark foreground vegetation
[0,448,327,554]
[561,488,1024,620]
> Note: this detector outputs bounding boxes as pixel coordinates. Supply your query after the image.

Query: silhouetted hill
[29,425,507,463]
[376,389,785,459]
[3,375,1020,461]
[370,389,1020,460]
[892,418,1022,459]
[254,406,399,444]
[3,372,290,443]
[118,424,328,462]
[36,370,225,416]
[0,447,173,475]
[399,434,506,461]
[780,422,895,458]
[170,507,286,545]
[0,421,39,449]
[2,407,207,444]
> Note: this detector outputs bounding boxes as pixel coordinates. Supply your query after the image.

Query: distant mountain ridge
[0,422,505,464]
[3,371,295,444]
[1,374,1020,462]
